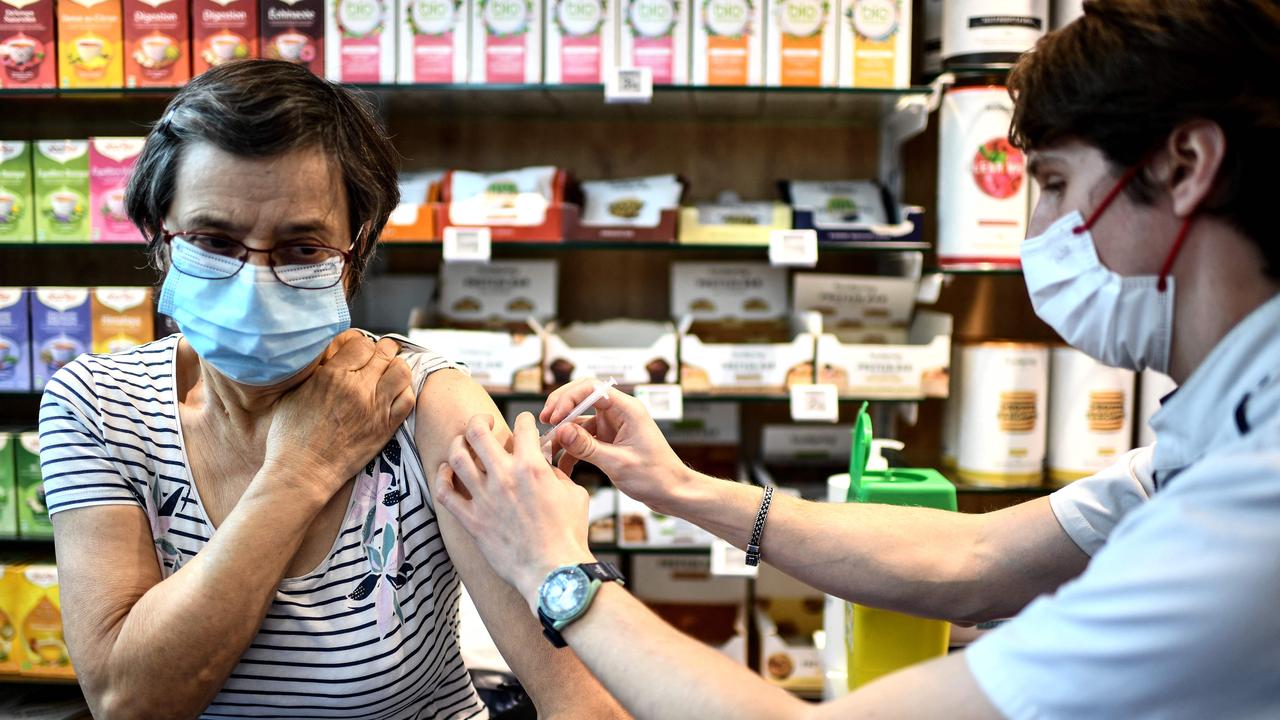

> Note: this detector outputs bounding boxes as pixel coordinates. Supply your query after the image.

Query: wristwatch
[536,561,626,648]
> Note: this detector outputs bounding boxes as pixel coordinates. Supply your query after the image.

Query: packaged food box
[0,288,32,392]
[91,287,154,353]
[438,259,557,331]
[192,0,258,74]
[469,0,540,83]
[691,0,763,86]
[33,140,90,243]
[0,141,35,243]
[381,170,442,241]
[89,137,145,243]
[781,180,925,246]
[814,310,951,399]
[31,287,91,390]
[568,174,682,242]
[671,261,788,325]
[0,0,57,89]
[756,564,824,694]
[260,0,324,74]
[631,554,747,664]
[439,167,566,241]
[587,486,617,545]
[540,319,678,390]
[409,327,542,393]
[15,432,48,539]
[837,0,910,88]
[58,0,124,88]
[397,0,468,83]
[792,273,916,342]
[544,0,614,84]
[124,0,190,87]
[658,401,739,479]
[617,491,716,548]
[13,563,74,678]
[680,314,818,394]
[0,433,17,538]
[764,0,836,87]
[616,0,688,84]
[678,201,791,245]
[325,0,395,82]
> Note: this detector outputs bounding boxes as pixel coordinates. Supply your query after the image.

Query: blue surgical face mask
[158,240,351,386]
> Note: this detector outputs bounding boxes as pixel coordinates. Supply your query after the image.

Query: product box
[658,401,739,479]
[15,432,48,539]
[617,491,716,547]
[0,288,32,392]
[409,327,542,392]
[0,0,57,89]
[0,433,17,537]
[124,0,189,87]
[631,554,747,664]
[544,0,614,84]
[568,174,683,242]
[91,287,153,353]
[58,0,124,88]
[792,272,915,342]
[587,486,617,545]
[382,170,442,241]
[33,140,90,243]
[325,0,395,82]
[671,261,788,324]
[616,0,688,84]
[469,0,540,83]
[440,167,566,241]
[677,202,791,245]
[815,310,951,399]
[782,180,925,247]
[691,0,763,86]
[260,0,324,74]
[397,0,467,83]
[13,563,73,678]
[0,141,35,243]
[0,560,19,674]
[837,0,910,88]
[756,565,824,694]
[89,137,145,243]
[192,0,258,74]
[764,0,835,87]
[438,260,557,330]
[680,315,817,394]
[31,287,91,389]
[541,319,678,390]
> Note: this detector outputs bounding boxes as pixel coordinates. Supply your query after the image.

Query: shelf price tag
[605,66,653,105]
[789,383,840,423]
[635,384,684,421]
[710,537,757,578]
[769,229,819,267]
[443,226,492,263]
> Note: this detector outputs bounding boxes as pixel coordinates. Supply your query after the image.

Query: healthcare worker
[437,1,1280,717]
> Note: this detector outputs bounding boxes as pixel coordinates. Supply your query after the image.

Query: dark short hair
[1008,0,1279,278]
[126,59,399,296]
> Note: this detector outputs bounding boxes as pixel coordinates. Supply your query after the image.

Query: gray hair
[125,59,400,297]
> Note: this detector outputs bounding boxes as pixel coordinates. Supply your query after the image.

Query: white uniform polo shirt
[966,293,1280,719]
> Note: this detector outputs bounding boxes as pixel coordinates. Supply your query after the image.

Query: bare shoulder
[412,368,508,461]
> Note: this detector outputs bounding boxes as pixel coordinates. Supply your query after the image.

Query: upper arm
[412,370,626,717]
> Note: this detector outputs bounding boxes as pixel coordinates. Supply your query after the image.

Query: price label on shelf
[605,66,653,104]
[635,384,684,421]
[710,537,757,578]
[768,229,819,267]
[442,226,492,263]
[789,383,840,423]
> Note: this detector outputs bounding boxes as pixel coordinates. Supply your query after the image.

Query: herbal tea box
[616,0,688,84]
[837,0,910,88]
[123,0,190,87]
[764,0,836,86]
[33,140,90,243]
[325,0,395,82]
[91,287,153,352]
[260,0,324,75]
[0,288,32,392]
[544,0,614,84]
[58,0,124,88]
[0,0,57,89]
[0,433,15,537]
[192,0,257,74]
[15,563,74,677]
[15,432,49,538]
[31,287,91,389]
[89,136,145,243]
[397,0,468,83]
[691,0,763,86]
[0,141,35,243]
[469,0,540,83]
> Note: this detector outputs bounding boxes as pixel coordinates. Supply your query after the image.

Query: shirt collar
[1150,293,1280,475]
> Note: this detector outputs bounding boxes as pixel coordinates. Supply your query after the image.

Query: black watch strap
[580,560,626,585]
[538,608,569,649]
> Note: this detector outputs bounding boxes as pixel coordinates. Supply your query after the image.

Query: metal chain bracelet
[745,486,774,567]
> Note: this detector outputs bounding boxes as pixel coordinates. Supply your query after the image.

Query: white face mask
[1020,209,1175,373]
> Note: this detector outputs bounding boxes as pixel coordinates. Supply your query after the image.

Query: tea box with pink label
[325,0,394,82]
[89,136,145,242]
[192,0,257,74]
[469,0,540,83]
[33,140,90,243]
[397,0,467,83]
[0,0,57,89]
[31,287,91,390]
[544,0,614,84]
[616,0,688,85]
[123,0,190,87]
[260,0,324,75]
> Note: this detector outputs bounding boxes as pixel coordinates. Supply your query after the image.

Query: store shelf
[0,673,78,686]
[590,543,711,556]
[927,265,1024,276]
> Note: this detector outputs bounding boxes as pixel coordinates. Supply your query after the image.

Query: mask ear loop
[1156,216,1194,292]
[1072,162,1147,235]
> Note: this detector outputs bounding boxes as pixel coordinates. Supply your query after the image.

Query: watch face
[539,566,591,622]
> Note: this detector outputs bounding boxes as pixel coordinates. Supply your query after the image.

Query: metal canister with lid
[956,342,1049,488]
[942,0,1049,70]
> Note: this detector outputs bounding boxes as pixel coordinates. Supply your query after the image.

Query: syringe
[540,378,617,463]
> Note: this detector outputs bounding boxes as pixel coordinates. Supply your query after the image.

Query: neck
[177,339,318,430]
[1167,222,1280,384]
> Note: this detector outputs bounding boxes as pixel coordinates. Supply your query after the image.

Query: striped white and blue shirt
[39,334,488,720]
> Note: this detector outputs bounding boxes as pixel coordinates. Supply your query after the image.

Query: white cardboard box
[691,0,764,85]
[398,0,469,82]
[764,0,837,86]
[616,0,689,84]
[671,261,788,322]
[815,310,952,399]
[325,0,397,82]
[542,319,679,389]
[544,0,616,83]
[439,260,558,326]
[631,554,748,664]
[836,0,911,88]
[680,314,819,393]
[792,273,916,329]
[408,328,542,392]
[756,565,825,693]
[469,0,542,82]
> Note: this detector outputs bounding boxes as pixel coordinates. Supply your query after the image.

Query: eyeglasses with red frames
[160,225,354,290]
